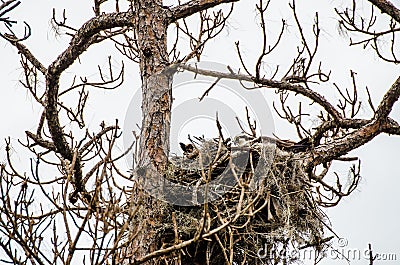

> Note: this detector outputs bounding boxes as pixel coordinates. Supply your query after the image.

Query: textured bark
[135,0,171,169]
[127,1,172,263]
[368,0,400,23]
[168,0,239,23]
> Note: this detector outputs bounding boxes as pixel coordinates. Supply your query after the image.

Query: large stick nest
[152,135,327,264]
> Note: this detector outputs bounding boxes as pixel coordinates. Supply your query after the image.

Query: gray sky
[1,1,399,264]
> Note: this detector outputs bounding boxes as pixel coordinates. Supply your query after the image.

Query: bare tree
[0,0,399,264]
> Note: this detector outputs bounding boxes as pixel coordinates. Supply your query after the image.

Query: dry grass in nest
[149,136,328,264]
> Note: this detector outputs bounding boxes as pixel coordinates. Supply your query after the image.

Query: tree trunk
[126,1,172,263]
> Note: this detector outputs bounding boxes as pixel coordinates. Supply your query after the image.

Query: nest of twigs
[155,136,327,264]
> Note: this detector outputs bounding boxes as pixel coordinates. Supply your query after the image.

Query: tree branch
[179,64,342,120]
[382,117,400,134]
[368,0,400,23]
[306,76,400,167]
[45,11,136,201]
[48,11,136,76]
[168,0,238,23]
[25,131,56,151]
[306,121,381,168]
[6,42,46,74]
[374,76,400,121]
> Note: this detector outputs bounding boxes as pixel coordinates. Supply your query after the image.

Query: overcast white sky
[1,0,399,264]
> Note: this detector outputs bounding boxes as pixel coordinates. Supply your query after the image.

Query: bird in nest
[179,142,199,159]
